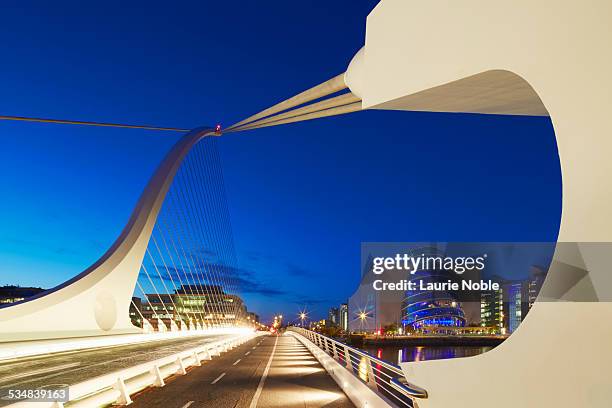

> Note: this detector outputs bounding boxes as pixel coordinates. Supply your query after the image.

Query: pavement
[0,333,228,407]
[130,333,355,408]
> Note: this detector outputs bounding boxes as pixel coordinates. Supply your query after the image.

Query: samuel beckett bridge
[1,1,612,408]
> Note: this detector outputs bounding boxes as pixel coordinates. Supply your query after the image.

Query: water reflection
[364,345,492,364]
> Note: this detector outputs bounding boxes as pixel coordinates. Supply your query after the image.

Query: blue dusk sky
[0,1,561,322]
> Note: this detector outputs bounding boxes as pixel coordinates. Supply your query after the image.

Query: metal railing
[288,327,427,408]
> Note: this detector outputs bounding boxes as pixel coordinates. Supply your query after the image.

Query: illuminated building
[0,285,45,304]
[129,296,142,327]
[339,303,349,331]
[401,246,466,333]
[142,284,247,327]
[528,265,546,307]
[327,307,339,327]
[480,286,504,333]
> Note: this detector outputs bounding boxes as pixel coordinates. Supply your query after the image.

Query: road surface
[0,334,228,406]
[130,333,354,408]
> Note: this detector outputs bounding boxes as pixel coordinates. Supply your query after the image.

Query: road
[130,333,355,408]
[0,334,229,406]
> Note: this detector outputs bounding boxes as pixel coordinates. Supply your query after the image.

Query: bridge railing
[288,327,427,408]
[5,331,262,408]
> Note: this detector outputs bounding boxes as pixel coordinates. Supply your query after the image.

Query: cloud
[138,257,324,302]
[139,263,289,298]
[192,248,218,259]
[232,274,288,297]
[285,262,310,277]
[241,250,317,278]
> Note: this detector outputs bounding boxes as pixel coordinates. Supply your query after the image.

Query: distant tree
[383,323,399,335]
[322,325,341,338]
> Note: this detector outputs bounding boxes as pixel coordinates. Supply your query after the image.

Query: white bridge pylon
[0,127,216,342]
[353,1,612,407]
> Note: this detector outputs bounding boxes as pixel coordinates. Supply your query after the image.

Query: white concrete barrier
[4,332,264,407]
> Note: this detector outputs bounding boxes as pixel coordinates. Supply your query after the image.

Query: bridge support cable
[232,100,362,132]
[166,182,225,328]
[148,176,219,330]
[144,248,186,329]
[184,141,240,327]
[193,140,240,322]
[203,142,242,320]
[139,263,176,330]
[191,140,242,322]
[149,233,200,327]
[130,298,149,330]
[225,73,347,131]
[172,145,236,329]
[183,145,235,325]
[229,92,361,132]
[0,114,188,132]
[201,139,241,325]
[157,216,209,327]
[134,279,165,330]
[155,223,204,328]
[133,136,243,332]
[224,70,363,134]
[176,149,231,326]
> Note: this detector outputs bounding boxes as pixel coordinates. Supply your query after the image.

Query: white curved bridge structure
[344,1,611,407]
[0,1,611,407]
[0,127,218,342]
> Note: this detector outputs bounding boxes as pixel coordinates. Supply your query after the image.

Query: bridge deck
[0,334,229,407]
[130,333,354,408]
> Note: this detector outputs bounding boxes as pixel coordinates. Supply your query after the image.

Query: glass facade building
[480,288,504,332]
[141,284,247,328]
[339,303,349,331]
[401,246,466,332]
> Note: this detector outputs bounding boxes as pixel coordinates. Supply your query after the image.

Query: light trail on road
[0,334,228,407]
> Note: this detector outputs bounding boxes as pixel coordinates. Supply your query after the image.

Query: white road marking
[245,351,251,356]
[211,372,226,384]
[181,401,195,408]
[233,359,241,366]
[1,362,81,382]
[248,336,278,408]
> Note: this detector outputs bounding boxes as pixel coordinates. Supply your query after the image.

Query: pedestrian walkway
[129,334,354,408]
[252,333,354,408]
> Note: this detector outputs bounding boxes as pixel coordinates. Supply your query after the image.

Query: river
[361,344,493,364]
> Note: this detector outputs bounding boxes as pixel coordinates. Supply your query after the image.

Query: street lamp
[358,310,368,332]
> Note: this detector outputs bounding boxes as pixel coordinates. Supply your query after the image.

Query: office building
[339,303,349,331]
[481,285,504,334]
[528,265,547,307]
[327,307,339,327]
[142,284,247,328]
[129,296,142,327]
